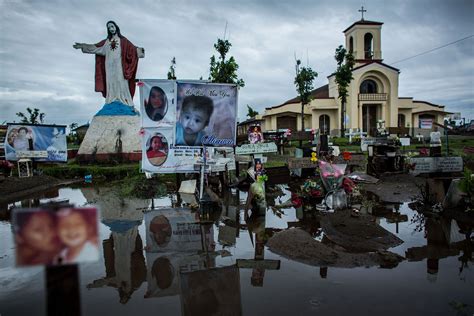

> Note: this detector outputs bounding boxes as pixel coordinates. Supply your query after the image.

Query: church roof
[413,100,445,109]
[343,20,383,33]
[237,116,264,126]
[327,60,400,78]
[352,60,400,73]
[266,84,331,110]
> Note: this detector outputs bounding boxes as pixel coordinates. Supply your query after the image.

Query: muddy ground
[360,173,427,203]
[0,175,77,204]
[266,174,429,268]
[268,209,405,268]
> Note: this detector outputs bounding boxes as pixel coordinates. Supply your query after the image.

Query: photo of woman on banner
[175,95,214,146]
[145,86,168,122]
[146,133,169,166]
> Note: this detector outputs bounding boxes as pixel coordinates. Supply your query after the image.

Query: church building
[261,15,449,137]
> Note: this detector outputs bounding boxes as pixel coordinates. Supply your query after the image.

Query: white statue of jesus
[73,21,144,106]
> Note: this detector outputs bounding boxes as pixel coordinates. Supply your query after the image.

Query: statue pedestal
[76,101,141,163]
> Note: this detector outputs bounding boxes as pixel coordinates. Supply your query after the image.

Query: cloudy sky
[1,0,473,127]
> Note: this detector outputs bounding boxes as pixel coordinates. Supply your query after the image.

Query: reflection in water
[1,188,63,221]
[1,185,473,316]
[87,229,146,304]
[82,187,147,303]
[145,208,211,252]
[143,207,217,299]
[240,208,281,287]
[180,265,241,316]
[406,215,472,283]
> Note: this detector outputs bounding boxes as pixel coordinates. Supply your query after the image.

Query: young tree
[246,105,259,118]
[67,122,79,144]
[70,122,78,130]
[209,38,244,87]
[294,59,318,133]
[334,45,355,138]
[16,107,45,124]
[167,57,177,80]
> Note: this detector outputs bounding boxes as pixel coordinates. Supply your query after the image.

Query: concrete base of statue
[76,101,142,163]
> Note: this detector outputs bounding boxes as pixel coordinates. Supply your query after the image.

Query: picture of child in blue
[175,96,214,146]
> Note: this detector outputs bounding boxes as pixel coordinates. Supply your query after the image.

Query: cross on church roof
[358,6,367,20]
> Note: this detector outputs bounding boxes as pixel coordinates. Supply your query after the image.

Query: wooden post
[46,265,81,316]
[199,146,206,200]
[234,146,240,179]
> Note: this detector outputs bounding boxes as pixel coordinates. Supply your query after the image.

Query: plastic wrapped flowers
[319,160,346,192]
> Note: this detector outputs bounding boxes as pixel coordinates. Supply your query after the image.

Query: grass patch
[116,174,171,199]
[41,163,142,180]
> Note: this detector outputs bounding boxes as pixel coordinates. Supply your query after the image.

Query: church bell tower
[343,7,383,67]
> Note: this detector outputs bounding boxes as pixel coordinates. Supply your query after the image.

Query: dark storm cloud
[1,0,473,124]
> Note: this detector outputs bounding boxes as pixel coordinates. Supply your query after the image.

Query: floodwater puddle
[0,184,473,316]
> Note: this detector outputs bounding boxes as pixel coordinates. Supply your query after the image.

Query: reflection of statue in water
[87,228,146,304]
[73,21,145,106]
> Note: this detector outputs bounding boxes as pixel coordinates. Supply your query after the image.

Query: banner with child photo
[176,82,237,147]
[141,128,201,174]
[139,80,238,174]
[5,124,67,162]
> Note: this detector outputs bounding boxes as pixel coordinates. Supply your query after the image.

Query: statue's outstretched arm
[73,42,105,55]
[73,42,86,49]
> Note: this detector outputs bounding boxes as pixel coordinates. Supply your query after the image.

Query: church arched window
[364,33,373,59]
[319,115,330,135]
[349,36,354,53]
[360,79,378,94]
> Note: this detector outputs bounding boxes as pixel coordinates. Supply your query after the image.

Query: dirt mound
[267,228,404,268]
[320,210,404,252]
[362,173,426,203]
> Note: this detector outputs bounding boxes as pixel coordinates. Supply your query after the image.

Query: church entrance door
[362,104,377,136]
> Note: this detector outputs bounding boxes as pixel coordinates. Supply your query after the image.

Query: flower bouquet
[290,178,325,210]
[318,160,346,192]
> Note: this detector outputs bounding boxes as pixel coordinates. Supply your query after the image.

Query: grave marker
[409,156,463,174]
[287,158,318,169]
[235,142,278,155]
